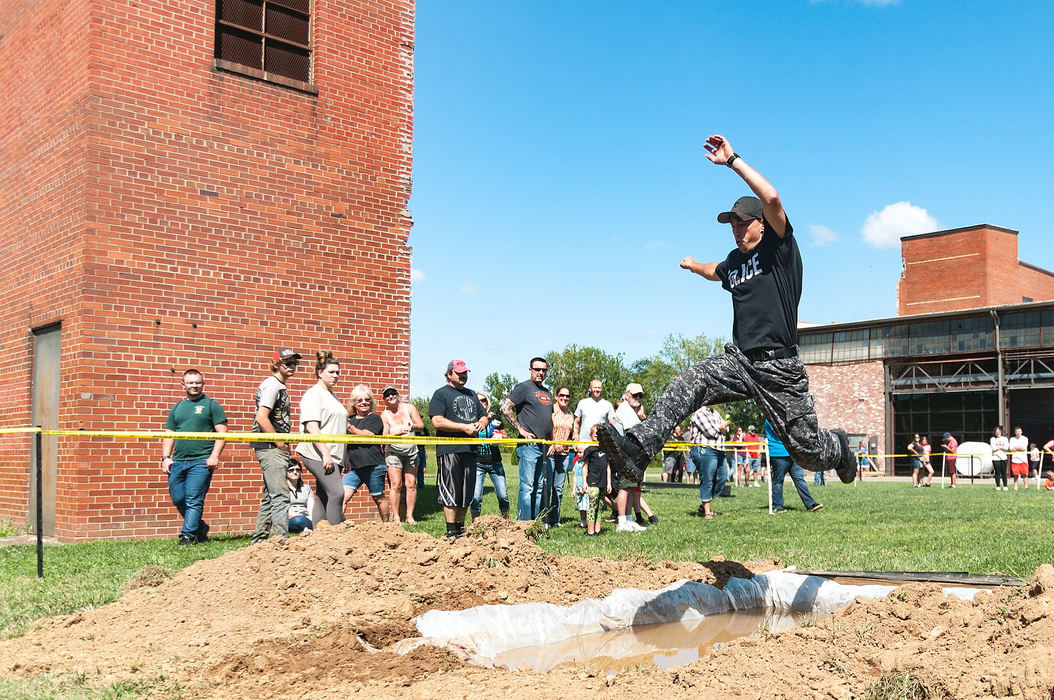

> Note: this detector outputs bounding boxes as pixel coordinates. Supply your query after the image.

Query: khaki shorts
[385,443,419,472]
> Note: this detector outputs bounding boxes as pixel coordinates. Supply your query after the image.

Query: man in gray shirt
[501,356,554,521]
[250,348,300,543]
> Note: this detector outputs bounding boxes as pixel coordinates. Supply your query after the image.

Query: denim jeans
[770,456,818,510]
[690,447,726,502]
[168,459,213,539]
[288,515,313,533]
[471,462,509,515]
[516,442,547,521]
[813,469,826,485]
[542,453,569,526]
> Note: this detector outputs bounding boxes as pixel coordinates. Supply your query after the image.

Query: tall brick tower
[0,0,415,539]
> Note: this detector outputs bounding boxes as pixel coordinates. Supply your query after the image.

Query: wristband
[726,153,740,168]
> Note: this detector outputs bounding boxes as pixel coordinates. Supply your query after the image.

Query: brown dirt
[3,517,1053,698]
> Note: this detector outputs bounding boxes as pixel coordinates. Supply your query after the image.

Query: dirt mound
[3,517,1053,698]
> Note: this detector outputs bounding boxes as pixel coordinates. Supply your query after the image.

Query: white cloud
[861,202,938,249]
[809,224,838,247]
[460,282,477,295]
[645,240,669,251]
[410,268,425,282]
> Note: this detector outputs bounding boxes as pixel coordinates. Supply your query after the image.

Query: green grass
[0,535,247,640]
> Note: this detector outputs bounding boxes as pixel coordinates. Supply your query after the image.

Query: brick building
[0,0,415,539]
[898,225,1054,315]
[802,225,1054,475]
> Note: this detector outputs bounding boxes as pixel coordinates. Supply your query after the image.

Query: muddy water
[489,609,830,672]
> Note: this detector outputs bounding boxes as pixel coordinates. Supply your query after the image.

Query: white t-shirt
[573,397,615,441]
[990,435,1009,461]
[612,402,642,435]
[296,384,349,461]
[1008,435,1029,464]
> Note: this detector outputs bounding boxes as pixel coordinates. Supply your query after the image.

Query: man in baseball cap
[429,358,487,538]
[250,348,301,542]
[597,133,858,489]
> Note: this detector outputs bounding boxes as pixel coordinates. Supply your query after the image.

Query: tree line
[412,333,763,440]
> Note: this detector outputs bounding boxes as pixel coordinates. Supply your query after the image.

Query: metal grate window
[215,0,311,84]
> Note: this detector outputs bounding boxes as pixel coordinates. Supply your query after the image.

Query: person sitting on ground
[581,424,613,536]
[343,384,390,521]
[1045,470,1054,491]
[286,462,315,535]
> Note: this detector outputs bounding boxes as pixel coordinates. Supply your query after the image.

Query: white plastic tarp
[415,571,982,660]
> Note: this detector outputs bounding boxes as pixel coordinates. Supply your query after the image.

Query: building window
[215,0,311,85]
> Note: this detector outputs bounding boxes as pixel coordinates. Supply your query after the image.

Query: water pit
[414,571,989,671]
[490,608,826,671]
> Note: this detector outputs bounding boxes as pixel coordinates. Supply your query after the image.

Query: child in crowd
[582,424,612,536]
[1045,470,1054,491]
[572,450,589,528]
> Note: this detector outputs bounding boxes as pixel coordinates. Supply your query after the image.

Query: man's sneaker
[595,423,646,482]
[807,503,824,512]
[831,429,857,484]
[616,520,644,533]
[635,514,649,527]
[177,535,196,546]
[772,507,787,514]
[195,522,211,543]
[648,514,659,525]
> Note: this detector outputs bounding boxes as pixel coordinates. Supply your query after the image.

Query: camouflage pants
[628,344,845,473]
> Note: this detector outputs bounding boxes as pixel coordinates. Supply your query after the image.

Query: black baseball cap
[717,196,764,223]
[272,348,302,363]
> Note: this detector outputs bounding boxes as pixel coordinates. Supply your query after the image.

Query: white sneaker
[616,521,645,532]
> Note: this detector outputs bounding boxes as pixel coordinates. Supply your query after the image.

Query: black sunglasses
[530,367,548,372]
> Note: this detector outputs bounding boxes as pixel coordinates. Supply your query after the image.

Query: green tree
[481,372,519,405]
[542,345,631,404]
[410,396,433,435]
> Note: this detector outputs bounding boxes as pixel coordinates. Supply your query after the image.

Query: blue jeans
[543,453,569,526]
[288,515,313,533]
[516,442,547,521]
[168,459,213,539]
[813,469,826,485]
[770,456,818,510]
[471,462,510,516]
[690,447,726,503]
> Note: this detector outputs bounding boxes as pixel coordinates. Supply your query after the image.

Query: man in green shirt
[161,369,228,545]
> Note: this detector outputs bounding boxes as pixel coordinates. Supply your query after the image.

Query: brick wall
[806,361,886,464]
[0,0,415,539]
[899,225,1054,315]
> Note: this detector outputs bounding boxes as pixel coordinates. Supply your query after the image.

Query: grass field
[3,467,1052,645]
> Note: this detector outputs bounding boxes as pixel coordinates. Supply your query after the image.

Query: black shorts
[436,452,476,508]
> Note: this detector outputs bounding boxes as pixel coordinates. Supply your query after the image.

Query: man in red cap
[597,134,857,487]
[250,347,301,543]
[429,359,488,538]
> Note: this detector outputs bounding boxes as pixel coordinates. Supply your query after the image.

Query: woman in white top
[296,350,348,524]
[990,425,1009,492]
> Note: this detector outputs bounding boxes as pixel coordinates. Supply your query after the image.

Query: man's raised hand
[703,134,733,165]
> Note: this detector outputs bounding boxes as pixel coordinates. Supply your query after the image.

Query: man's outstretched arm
[680,257,720,281]
[704,134,787,237]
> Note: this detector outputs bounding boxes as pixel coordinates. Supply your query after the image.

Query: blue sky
[407,1,1054,396]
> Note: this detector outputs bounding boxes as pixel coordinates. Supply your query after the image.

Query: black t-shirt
[346,413,384,468]
[715,217,801,352]
[582,446,609,488]
[429,384,485,457]
[507,380,554,440]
